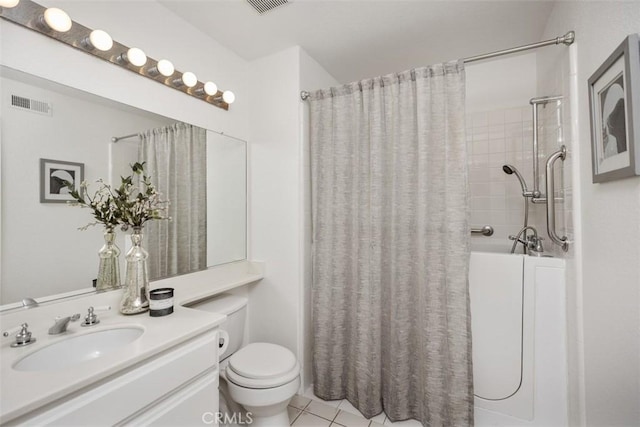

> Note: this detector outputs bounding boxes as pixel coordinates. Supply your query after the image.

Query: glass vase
[96,229,121,291]
[120,227,150,315]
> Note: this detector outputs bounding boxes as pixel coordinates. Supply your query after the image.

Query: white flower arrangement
[67,162,169,231]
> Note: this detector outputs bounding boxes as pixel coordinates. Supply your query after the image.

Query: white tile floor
[286,388,423,427]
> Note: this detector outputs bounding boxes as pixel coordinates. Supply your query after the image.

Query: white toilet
[190,294,300,427]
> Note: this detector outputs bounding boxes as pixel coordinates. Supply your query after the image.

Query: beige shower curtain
[309,62,473,426]
[139,122,207,280]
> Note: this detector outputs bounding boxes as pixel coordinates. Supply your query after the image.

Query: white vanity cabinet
[1,262,264,425]
[6,330,220,426]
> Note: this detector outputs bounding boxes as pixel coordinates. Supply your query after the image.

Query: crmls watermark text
[202,411,254,425]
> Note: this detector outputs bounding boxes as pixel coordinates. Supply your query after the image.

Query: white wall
[247,45,337,391]
[466,53,537,113]
[247,46,302,367]
[542,2,640,425]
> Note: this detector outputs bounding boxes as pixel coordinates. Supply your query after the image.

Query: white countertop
[0,260,264,423]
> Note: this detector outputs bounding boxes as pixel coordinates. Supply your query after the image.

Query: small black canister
[149,288,174,317]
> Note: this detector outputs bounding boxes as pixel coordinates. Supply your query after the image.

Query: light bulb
[156,59,175,77]
[181,72,198,88]
[0,0,20,8]
[195,81,218,97]
[43,8,72,32]
[126,48,147,67]
[83,29,113,51]
[148,59,174,77]
[203,81,218,96]
[222,90,235,104]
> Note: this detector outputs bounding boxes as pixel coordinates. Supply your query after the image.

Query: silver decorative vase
[96,229,121,291]
[120,227,149,315]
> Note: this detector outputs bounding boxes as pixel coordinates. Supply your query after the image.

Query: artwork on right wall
[588,33,640,183]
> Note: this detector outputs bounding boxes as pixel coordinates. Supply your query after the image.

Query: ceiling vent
[10,94,52,116]
[246,0,290,14]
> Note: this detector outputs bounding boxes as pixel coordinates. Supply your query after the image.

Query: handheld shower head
[502,164,515,175]
[502,164,531,197]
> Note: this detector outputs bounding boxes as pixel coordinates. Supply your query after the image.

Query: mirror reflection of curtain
[139,123,207,280]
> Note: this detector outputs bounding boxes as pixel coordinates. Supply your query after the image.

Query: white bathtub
[469,252,568,426]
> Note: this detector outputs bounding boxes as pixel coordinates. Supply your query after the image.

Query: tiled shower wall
[467,100,571,256]
[467,106,535,251]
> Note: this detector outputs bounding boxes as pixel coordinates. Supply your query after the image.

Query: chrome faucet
[22,297,39,308]
[509,226,544,255]
[81,305,112,327]
[3,323,37,347]
[527,234,544,255]
[48,314,81,335]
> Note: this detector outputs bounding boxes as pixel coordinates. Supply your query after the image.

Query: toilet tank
[187,293,247,360]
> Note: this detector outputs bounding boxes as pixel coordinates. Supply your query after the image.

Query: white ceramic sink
[13,327,144,372]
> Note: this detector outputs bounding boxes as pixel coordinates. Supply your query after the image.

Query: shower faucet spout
[509,226,544,255]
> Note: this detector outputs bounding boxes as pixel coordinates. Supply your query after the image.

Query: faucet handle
[81,305,111,327]
[527,235,545,253]
[2,323,36,347]
[508,234,526,244]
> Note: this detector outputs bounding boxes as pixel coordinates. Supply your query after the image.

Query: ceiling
[159,0,557,84]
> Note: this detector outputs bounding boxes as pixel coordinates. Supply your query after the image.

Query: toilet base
[242,406,290,427]
[226,376,300,427]
[219,379,250,427]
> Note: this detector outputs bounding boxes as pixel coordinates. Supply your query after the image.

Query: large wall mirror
[0,66,247,307]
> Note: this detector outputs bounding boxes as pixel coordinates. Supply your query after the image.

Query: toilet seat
[226,343,300,389]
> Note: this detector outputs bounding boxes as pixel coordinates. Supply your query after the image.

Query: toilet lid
[226,360,300,389]
[228,343,297,380]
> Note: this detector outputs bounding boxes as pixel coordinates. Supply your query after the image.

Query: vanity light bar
[0,0,233,110]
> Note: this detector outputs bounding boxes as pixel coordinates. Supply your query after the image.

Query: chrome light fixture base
[0,0,231,110]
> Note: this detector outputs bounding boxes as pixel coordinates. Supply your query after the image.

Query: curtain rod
[463,30,574,63]
[112,130,246,143]
[300,30,575,101]
[111,133,138,143]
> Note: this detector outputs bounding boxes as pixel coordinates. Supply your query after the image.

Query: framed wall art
[588,33,640,183]
[40,158,84,203]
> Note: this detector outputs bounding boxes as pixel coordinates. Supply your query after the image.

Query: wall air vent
[10,94,52,116]
[246,0,289,14]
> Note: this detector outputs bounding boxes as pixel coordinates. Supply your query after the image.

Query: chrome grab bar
[545,145,569,252]
[471,225,494,236]
[530,95,563,199]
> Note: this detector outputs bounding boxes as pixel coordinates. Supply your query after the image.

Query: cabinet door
[10,330,218,426]
[125,370,219,426]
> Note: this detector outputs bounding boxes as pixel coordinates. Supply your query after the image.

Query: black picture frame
[588,33,640,183]
[39,158,84,203]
